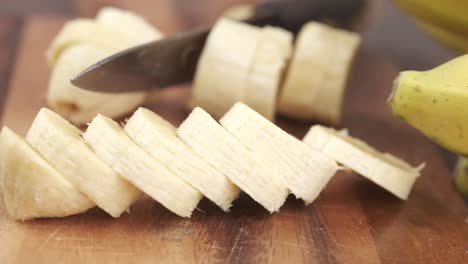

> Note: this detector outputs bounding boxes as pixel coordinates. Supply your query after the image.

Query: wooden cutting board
[0,4,467,264]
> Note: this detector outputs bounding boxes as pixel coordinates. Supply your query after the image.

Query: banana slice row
[190,19,360,124]
[0,103,422,220]
[46,7,163,125]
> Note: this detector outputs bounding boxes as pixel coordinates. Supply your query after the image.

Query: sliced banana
[190,19,293,120]
[303,125,424,200]
[190,18,260,118]
[178,107,290,212]
[48,44,147,125]
[124,107,240,211]
[25,108,141,217]
[220,103,339,204]
[83,114,203,217]
[46,19,128,66]
[243,27,293,120]
[278,22,361,125]
[0,127,94,220]
[46,7,163,125]
[96,6,162,44]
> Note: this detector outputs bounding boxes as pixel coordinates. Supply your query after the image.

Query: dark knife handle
[253,0,366,33]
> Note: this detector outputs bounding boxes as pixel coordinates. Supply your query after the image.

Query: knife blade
[71,0,365,93]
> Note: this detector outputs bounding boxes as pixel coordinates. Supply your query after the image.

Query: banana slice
[46,7,163,124]
[25,108,141,217]
[220,103,339,204]
[243,27,293,120]
[0,127,94,220]
[190,18,260,118]
[96,6,162,44]
[303,125,424,200]
[278,22,361,125]
[48,44,147,125]
[46,19,129,66]
[178,107,289,212]
[124,108,240,211]
[83,114,203,217]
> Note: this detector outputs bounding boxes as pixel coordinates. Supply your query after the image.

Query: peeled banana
[243,27,293,120]
[178,107,289,212]
[26,108,141,217]
[0,127,94,220]
[83,114,203,217]
[389,54,468,155]
[190,18,292,120]
[220,103,339,204]
[278,22,361,125]
[303,125,424,200]
[48,44,147,124]
[124,107,240,211]
[46,7,163,125]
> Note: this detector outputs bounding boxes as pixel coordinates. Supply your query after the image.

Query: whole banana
[393,0,468,53]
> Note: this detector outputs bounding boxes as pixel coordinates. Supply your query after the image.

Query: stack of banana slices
[0,103,423,220]
[191,18,361,125]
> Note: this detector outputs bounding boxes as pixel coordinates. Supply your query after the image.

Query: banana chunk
[124,108,240,211]
[48,44,147,124]
[303,125,424,200]
[0,127,94,220]
[220,103,338,204]
[26,109,141,217]
[46,19,128,66]
[83,114,203,217]
[278,22,361,124]
[178,107,289,212]
[190,19,292,120]
[46,7,163,124]
[243,27,293,120]
[96,7,162,44]
[190,18,260,118]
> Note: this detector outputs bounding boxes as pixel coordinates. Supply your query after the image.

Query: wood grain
[0,1,467,263]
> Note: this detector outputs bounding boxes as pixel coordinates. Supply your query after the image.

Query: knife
[71,0,365,93]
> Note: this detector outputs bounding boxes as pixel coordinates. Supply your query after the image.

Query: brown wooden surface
[0,1,467,263]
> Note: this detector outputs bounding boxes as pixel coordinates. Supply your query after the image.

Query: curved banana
[389,54,468,155]
[394,0,468,53]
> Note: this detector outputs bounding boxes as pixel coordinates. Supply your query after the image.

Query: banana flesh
[389,54,468,155]
[243,27,293,120]
[48,44,147,124]
[278,22,360,125]
[190,18,292,120]
[26,108,141,217]
[220,103,339,204]
[46,19,126,66]
[0,127,94,220]
[46,7,163,125]
[178,107,289,212]
[124,107,240,211]
[190,18,260,118]
[303,125,424,200]
[83,114,203,218]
